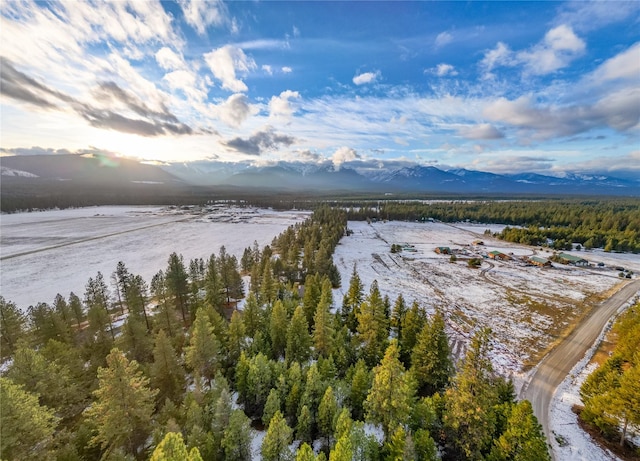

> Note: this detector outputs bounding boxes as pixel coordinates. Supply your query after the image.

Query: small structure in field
[529,256,551,267]
[488,250,511,260]
[473,240,484,246]
[556,252,589,266]
[435,246,451,255]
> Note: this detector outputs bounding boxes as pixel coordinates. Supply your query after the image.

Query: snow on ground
[333,220,633,377]
[1,205,309,310]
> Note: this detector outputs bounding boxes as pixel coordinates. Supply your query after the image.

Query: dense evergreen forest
[0,206,552,460]
[579,303,640,455]
[344,199,640,253]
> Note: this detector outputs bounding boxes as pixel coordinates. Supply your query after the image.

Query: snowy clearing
[1,205,310,310]
[333,220,639,378]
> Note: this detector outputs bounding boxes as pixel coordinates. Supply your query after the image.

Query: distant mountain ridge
[1,154,638,196]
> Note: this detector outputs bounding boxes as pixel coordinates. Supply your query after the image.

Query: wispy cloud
[204,45,256,93]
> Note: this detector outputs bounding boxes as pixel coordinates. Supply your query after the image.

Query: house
[435,246,451,255]
[488,250,510,260]
[557,252,589,266]
[473,240,484,246]
[529,256,551,267]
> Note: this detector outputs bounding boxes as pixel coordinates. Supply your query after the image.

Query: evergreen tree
[343,265,364,332]
[68,292,85,328]
[318,386,339,449]
[0,297,27,359]
[166,252,190,326]
[365,340,415,440]
[329,433,353,461]
[411,310,453,396]
[297,404,314,444]
[399,301,426,367]
[0,377,58,461]
[303,274,321,327]
[185,308,221,389]
[264,388,283,427]
[488,400,550,461]
[349,359,371,421]
[357,280,389,367]
[120,313,153,364]
[227,310,247,370]
[222,409,252,461]
[287,305,312,364]
[390,295,407,342]
[86,348,158,458]
[150,330,185,405]
[296,443,316,461]
[246,352,274,417]
[151,270,181,341]
[242,291,263,337]
[313,292,334,358]
[444,327,500,459]
[270,300,289,359]
[85,272,115,341]
[384,425,407,461]
[262,411,294,461]
[150,432,203,461]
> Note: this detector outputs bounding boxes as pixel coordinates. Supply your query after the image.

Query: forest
[344,199,640,253]
[0,206,551,461]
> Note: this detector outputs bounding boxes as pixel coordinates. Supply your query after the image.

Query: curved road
[523,279,640,450]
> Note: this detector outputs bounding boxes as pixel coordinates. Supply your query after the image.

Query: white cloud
[458,123,504,140]
[480,42,513,74]
[178,0,227,35]
[435,31,453,48]
[590,42,640,83]
[269,90,301,118]
[162,70,206,102]
[282,66,292,73]
[353,71,380,85]
[331,146,359,170]
[431,63,458,77]
[204,45,256,92]
[216,93,254,128]
[262,65,273,75]
[155,47,185,71]
[517,25,585,75]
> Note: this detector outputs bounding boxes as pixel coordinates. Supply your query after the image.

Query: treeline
[344,199,640,253]
[579,303,640,452]
[0,206,549,461]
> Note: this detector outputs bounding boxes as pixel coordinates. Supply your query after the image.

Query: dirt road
[523,279,640,448]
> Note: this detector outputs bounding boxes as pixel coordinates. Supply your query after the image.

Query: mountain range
[1,154,638,196]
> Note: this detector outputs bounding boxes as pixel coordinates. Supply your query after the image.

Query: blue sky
[1,1,638,178]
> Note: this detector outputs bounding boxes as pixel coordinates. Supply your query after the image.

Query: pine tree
[166,252,190,326]
[297,404,313,443]
[86,348,158,457]
[150,432,203,461]
[185,308,221,389]
[318,386,339,449]
[399,301,426,367]
[242,291,263,337]
[0,297,27,359]
[384,425,407,461]
[222,409,252,461]
[151,270,181,341]
[411,310,453,396]
[287,305,311,364]
[68,292,85,328]
[296,443,316,461]
[270,300,289,359]
[365,340,415,440]
[0,377,58,461]
[329,433,353,461]
[488,400,550,461]
[343,265,363,332]
[349,359,371,421]
[313,293,333,358]
[390,294,407,341]
[356,280,389,367]
[264,388,283,427]
[246,352,274,417]
[85,272,115,341]
[150,330,185,405]
[227,310,247,370]
[444,327,499,459]
[120,313,153,364]
[262,411,294,461]
[303,274,321,327]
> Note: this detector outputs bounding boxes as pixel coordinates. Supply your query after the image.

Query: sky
[1,0,639,178]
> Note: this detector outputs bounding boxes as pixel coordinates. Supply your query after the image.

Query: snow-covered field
[333,220,639,377]
[1,205,310,310]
